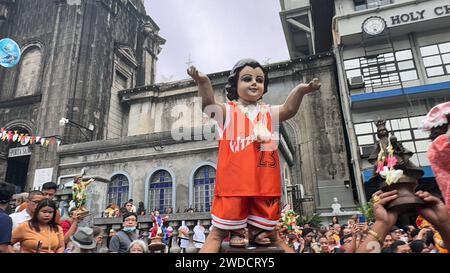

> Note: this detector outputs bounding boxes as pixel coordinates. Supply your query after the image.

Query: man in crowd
[16,182,61,223]
[0,181,15,253]
[109,212,139,253]
[9,190,44,229]
[42,182,58,200]
[391,240,411,253]
[65,227,97,253]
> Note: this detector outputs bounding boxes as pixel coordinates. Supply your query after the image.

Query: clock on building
[362,16,386,36]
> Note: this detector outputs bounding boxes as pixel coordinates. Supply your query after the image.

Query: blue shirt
[0,208,13,245]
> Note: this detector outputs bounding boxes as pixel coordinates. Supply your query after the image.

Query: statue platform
[220,243,285,253]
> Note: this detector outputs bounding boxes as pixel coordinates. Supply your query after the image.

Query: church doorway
[4,127,31,193]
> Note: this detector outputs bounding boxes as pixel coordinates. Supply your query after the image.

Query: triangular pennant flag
[40,137,46,146]
[1,130,7,141]
[30,135,36,145]
[12,131,19,142]
[21,135,30,146]
[36,136,41,144]
[7,131,13,141]
[49,138,56,145]
[18,133,24,142]
[45,139,50,147]
[56,139,62,147]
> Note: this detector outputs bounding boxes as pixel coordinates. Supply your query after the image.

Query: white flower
[253,122,271,142]
[380,166,403,186]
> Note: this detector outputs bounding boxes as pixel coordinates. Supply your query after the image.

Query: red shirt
[215,102,281,197]
[60,220,73,235]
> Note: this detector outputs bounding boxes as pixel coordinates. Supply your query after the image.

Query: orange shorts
[211,196,280,231]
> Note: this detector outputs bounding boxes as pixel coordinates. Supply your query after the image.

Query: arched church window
[15,46,43,97]
[107,174,129,207]
[148,170,172,212]
[193,166,216,212]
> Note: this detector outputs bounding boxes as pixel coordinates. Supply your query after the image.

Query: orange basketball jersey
[215,102,281,197]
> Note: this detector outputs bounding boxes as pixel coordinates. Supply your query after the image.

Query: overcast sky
[145,0,290,83]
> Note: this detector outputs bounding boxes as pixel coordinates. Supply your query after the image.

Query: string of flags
[1,128,62,147]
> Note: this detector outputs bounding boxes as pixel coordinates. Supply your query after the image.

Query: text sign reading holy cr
[390,5,450,26]
[8,146,31,158]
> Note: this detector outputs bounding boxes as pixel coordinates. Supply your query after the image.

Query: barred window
[148,170,172,212]
[193,166,216,212]
[420,42,450,77]
[107,174,129,207]
[344,49,418,94]
[355,115,431,166]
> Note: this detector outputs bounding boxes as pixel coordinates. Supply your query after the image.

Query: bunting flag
[0,127,62,148]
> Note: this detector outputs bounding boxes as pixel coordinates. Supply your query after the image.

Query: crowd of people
[1,100,449,254]
[277,195,450,253]
[1,181,449,254]
[0,181,204,253]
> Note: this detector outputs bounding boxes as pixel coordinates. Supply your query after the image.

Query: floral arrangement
[376,138,403,186]
[235,101,272,142]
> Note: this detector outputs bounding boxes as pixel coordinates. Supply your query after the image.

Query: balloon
[0,38,21,68]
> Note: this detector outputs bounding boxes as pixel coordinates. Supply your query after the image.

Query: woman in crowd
[11,199,64,253]
[127,239,148,253]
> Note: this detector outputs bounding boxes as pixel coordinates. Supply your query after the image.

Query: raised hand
[187,65,209,84]
[371,190,399,228]
[415,191,450,229]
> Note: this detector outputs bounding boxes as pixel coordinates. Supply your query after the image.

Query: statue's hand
[308,78,321,91]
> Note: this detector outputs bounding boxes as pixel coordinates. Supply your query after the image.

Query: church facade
[1,0,356,220]
[0,0,164,192]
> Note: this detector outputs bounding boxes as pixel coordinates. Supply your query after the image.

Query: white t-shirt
[9,209,31,229]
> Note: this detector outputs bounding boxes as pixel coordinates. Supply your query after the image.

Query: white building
[333,0,450,205]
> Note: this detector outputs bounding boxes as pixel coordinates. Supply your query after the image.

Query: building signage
[390,5,450,26]
[33,168,54,190]
[8,146,31,158]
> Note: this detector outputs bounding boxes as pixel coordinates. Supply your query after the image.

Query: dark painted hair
[225,58,269,101]
[29,199,59,232]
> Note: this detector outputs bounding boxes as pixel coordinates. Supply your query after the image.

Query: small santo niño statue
[72,175,94,217]
[368,120,424,212]
[148,210,169,251]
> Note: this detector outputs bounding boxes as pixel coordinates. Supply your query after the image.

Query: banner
[0,127,62,148]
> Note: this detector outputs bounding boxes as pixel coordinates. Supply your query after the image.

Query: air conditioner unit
[359,145,374,158]
[348,76,365,89]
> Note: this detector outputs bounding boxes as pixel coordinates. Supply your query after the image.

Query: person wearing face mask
[109,212,139,253]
